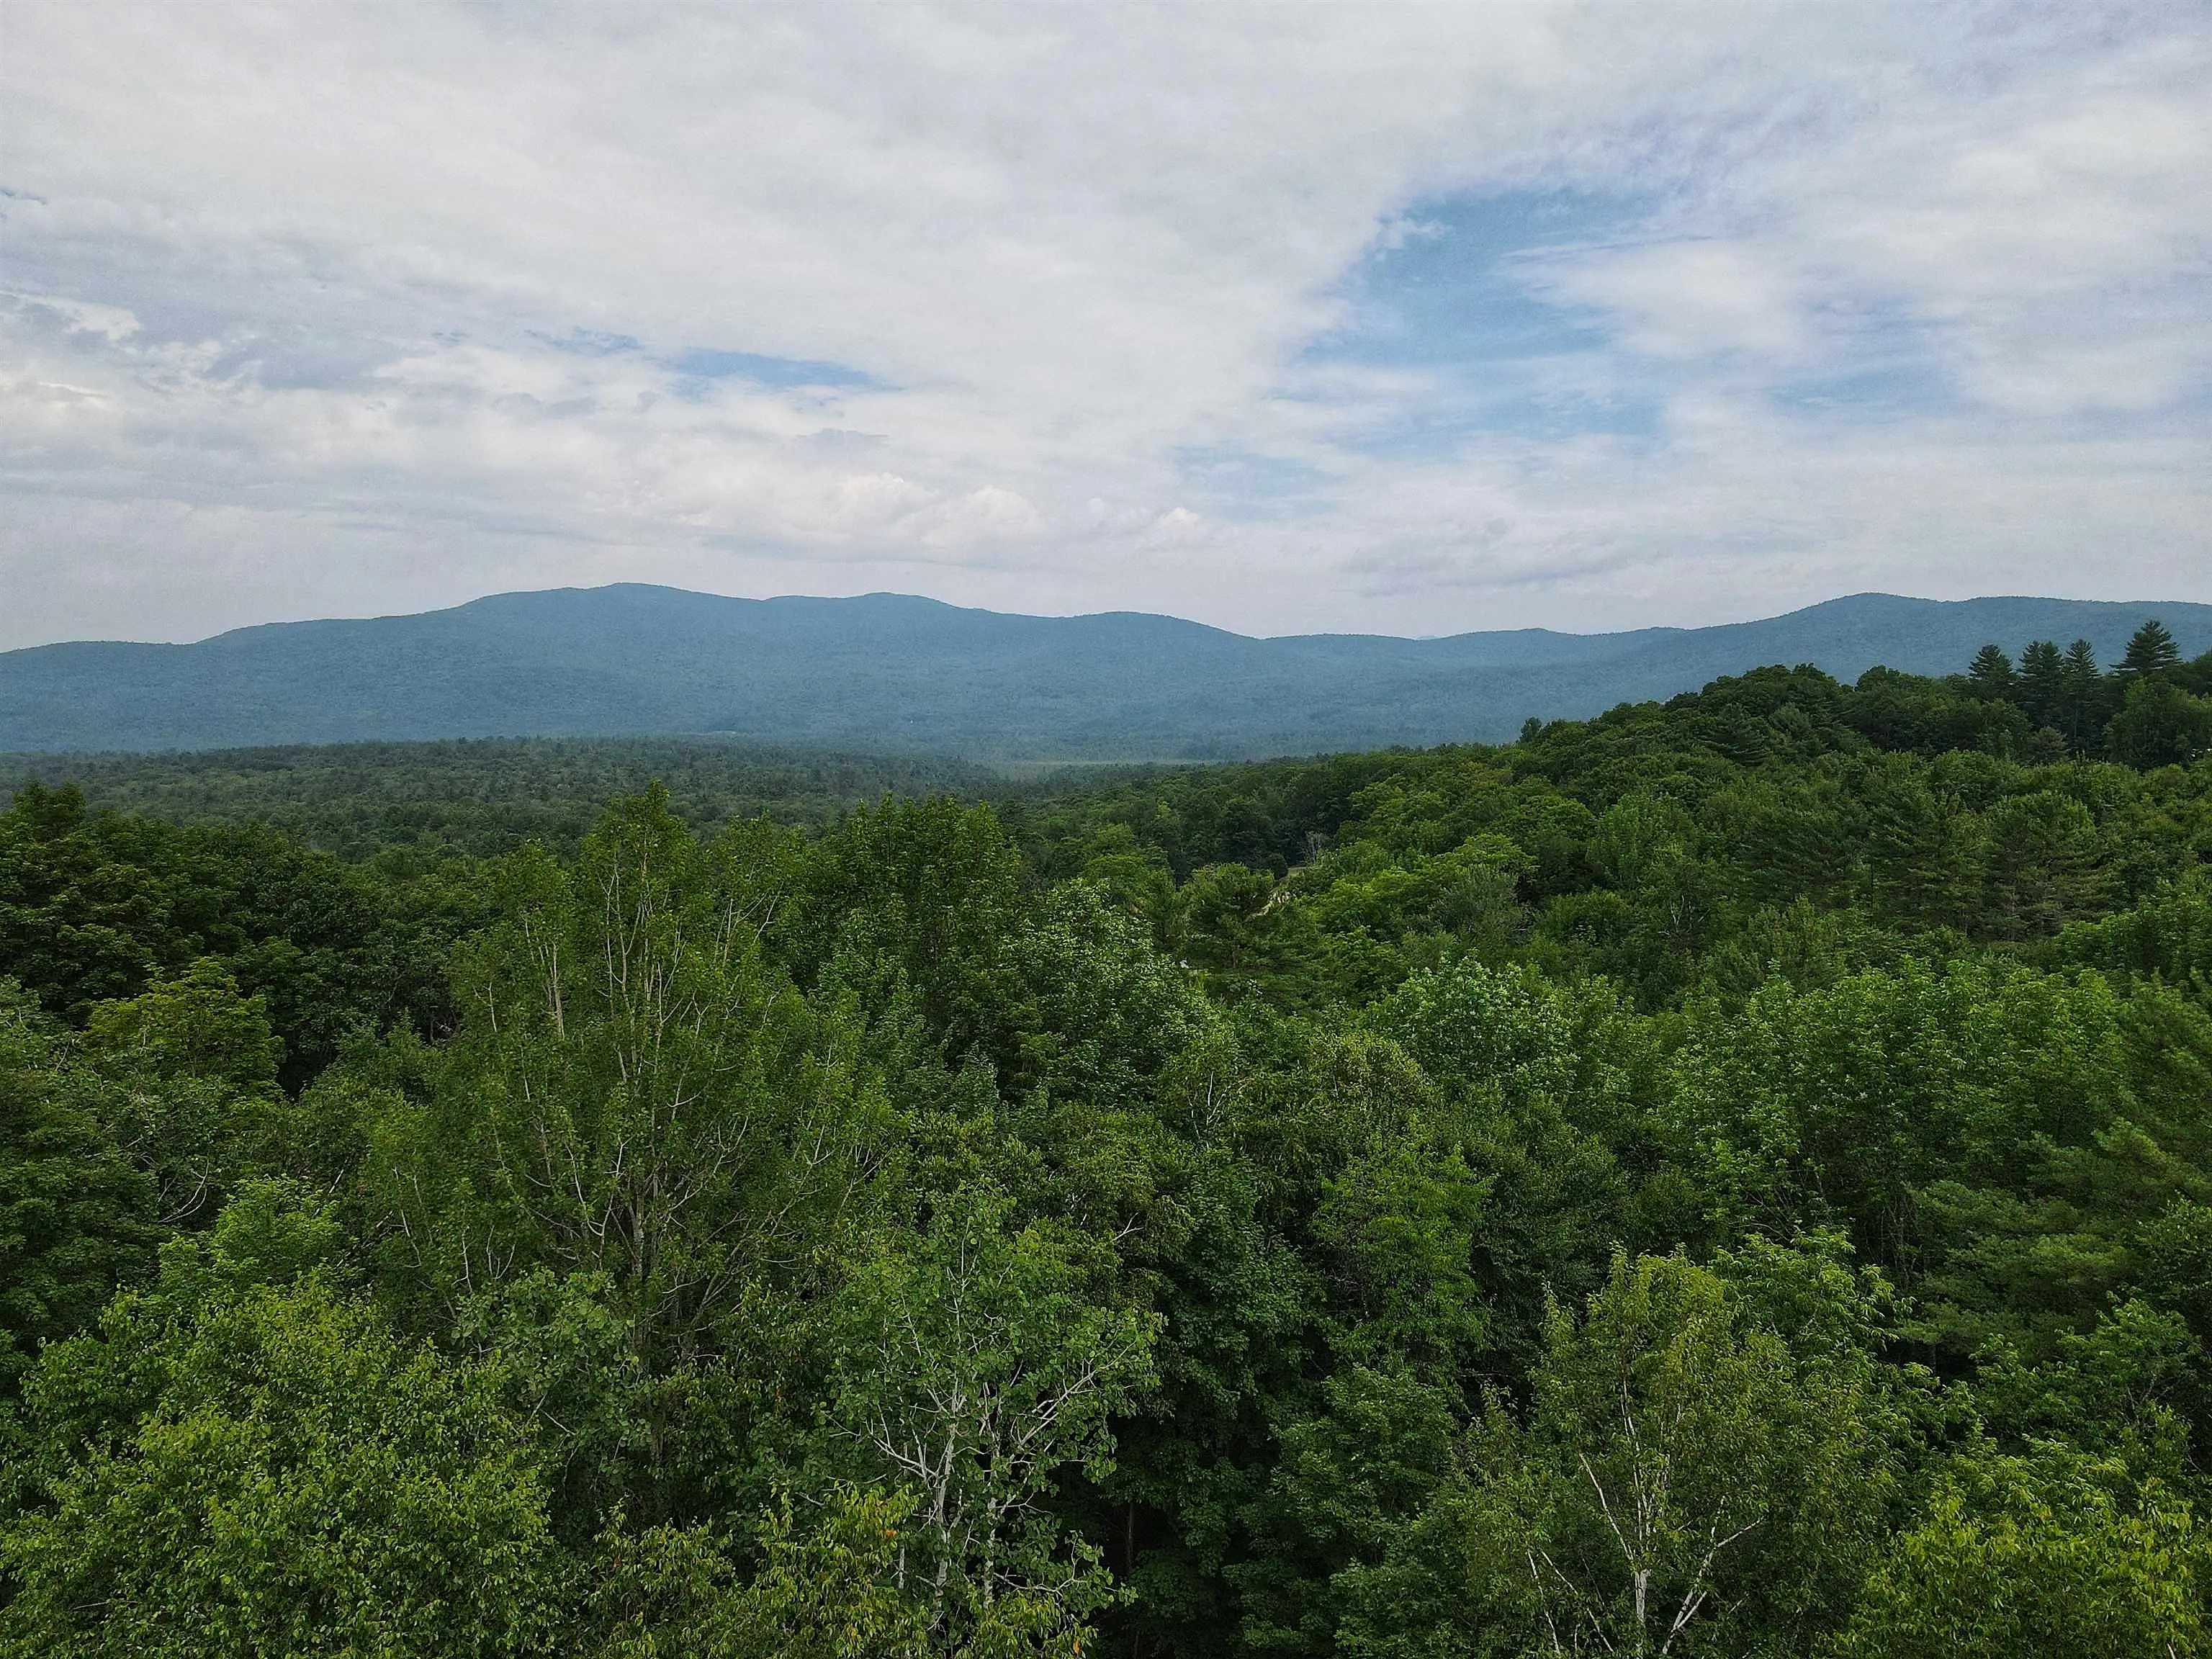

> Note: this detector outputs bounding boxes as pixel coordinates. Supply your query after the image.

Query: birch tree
[1470,1251,1890,1657]
[374,791,877,1364]
[826,1185,1158,1656]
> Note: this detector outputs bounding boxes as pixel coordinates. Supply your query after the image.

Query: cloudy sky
[3,3,2208,648]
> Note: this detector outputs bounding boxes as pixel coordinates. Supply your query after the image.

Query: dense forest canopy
[2,624,2211,1655]
[0,737,1020,862]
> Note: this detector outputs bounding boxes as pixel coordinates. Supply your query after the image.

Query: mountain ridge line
[6,585,2208,758]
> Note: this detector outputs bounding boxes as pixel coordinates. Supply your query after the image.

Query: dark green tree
[2056,640,2108,752]
[2017,640,2066,731]
[364,791,882,1369]
[2104,675,2212,768]
[2116,619,2182,680]
[1964,644,2018,702]
[0,982,161,1393]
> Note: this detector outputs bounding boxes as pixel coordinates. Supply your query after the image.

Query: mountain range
[6,586,2210,760]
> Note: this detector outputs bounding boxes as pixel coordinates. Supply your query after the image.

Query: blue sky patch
[534,328,642,356]
[1172,444,1335,519]
[1293,187,1665,455]
[1315,188,1630,369]
[665,347,884,390]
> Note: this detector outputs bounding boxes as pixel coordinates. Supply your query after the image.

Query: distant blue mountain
[4,586,2208,759]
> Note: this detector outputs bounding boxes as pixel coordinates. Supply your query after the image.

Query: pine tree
[2058,639,2105,753]
[2118,619,2182,680]
[2019,639,2065,730]
[1966,644,2018,702]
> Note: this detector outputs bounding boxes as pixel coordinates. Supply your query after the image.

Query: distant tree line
[0,737,1009,863]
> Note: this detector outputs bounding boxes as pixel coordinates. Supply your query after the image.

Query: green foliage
[84,957,284,1091]
[1449,1250,1895,1658]
[0,1185,564,1658]
[6,738,1009,861]
[2121,620,2185,680]
[589,1487,931,1659]
[370,788,884,1367]
[1828,1452,2211,1658]
[0,781,464,1082]
[821,1186,1158,1654]
[1966,644,2018,702]
[4,627,2212,1653]
[2106,675,2212,768]
[0,982,161,1394]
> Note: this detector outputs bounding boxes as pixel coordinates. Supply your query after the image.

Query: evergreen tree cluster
[1962,620,2212,766]
[3,626,2212,1655]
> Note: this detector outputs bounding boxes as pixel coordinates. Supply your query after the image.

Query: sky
[2,3,2209,649]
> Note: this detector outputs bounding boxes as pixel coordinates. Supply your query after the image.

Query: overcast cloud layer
[3,2,2208,647]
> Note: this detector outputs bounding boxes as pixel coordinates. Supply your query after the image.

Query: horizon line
[12,583,2212,657]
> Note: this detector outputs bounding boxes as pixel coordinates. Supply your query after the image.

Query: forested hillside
[3,623,2211,1655]
[9,583,2211,757]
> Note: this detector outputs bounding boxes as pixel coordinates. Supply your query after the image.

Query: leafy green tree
[589,1487,930,1659]
[1002,881,1212,1114]
[1848,667,2026,759]
[0,1183,565,1657]
[0,781,447,1082]
[1347,1251,1899,1658]
[457,1266,652,1545]
[1073,824,1182,954]
[1827,1452,2210,1659]
[822,1184,1157,1655]
[0,982,160,1393]
[369,791,883,1366]
[2049,871,2212,986]
[1368,960,1632,1354]
[786,796,1025,1066]
[2104,675,2212,768]
[79,960,290,1226]
[1098,1089,1308,1659]
[1235,1364,1460,1655]
[1969,1297,2203,1479]
[83,957,284,1091]
[0,783,176,1019]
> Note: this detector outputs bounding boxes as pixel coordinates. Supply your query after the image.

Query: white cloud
[0,2,2207,647]
[1531,241,1809,361]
